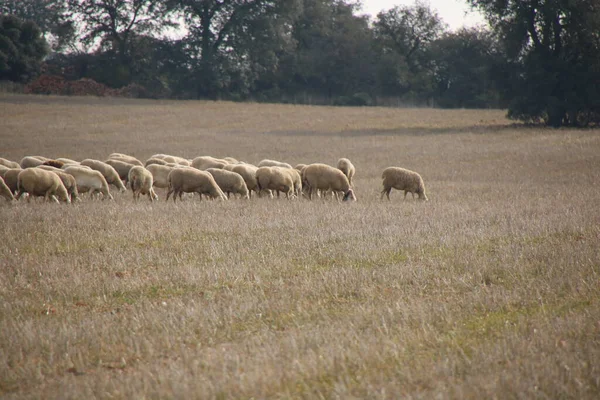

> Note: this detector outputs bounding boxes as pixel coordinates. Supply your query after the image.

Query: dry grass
[1,93,599,399]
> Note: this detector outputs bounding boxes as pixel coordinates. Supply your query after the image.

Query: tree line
[1,0,599,127]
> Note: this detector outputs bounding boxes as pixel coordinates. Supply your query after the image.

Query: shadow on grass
[263,124,527,137]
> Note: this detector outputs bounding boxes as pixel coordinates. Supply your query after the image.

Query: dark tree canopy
[468,0,600,126]
[0,14,49,82]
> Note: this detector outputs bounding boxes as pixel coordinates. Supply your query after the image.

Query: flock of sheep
[0,153,428,204]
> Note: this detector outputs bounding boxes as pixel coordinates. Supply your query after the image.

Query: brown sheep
[16,168,70,203]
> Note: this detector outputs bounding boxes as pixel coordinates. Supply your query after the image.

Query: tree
[65,0,175,87]
[0,15,49,82]
[373,0,446,101]
[169,0,300,99]
[0,0,75,51]
[430,27,502,108]
[283,0,376,103]
[468,0,600,126]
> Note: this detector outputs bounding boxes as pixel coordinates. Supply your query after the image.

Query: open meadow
[1,94,599,399]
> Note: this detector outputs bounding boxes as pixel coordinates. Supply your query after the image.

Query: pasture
[1,94,599,399]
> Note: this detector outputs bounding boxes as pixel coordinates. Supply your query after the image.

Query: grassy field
[1,93,599,399]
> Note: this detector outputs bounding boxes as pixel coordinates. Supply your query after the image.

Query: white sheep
[381,167,428,201]
[64,166,114,200]
[80,159,127,192]
[20,156,48,169]
[145,157,169,167]
[191,156,229,170]
[107,153,143,166]
[0,176,14,202]
[104,158,136,183]
[257,159,293,169]
[166,167,227,202]
[37,166,79,202]
[16,168,70,204]
[302,163,356,201]
[256,166,294,199]
[128,166,158,202]
[0,157,20,169]
[55,157,79,166]
[205,168,249,199]
[337,158,355,185]
[279,167,302,198]
[230,164,260,198]
[146,163,177,189]
[1,168,22,195]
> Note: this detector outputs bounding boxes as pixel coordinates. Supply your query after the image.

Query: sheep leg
[381,187,391,201]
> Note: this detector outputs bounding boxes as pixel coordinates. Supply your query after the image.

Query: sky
[358,0,487,31]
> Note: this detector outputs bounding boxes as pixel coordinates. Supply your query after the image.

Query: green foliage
[0,15,48,82]
[468,0,600,126]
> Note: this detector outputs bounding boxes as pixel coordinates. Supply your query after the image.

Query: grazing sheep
[162,155,190,166]
[381,167,428,201]
[104,159,136,183]
[191,156,229,170]
[0,165,9,175]
[81,159,127,192]
[2,168,22,195]
[337,158,355,186]
[223,157,240,164]
[20,156,48,169]
[37,166,79,201]
[146,163,176,189]
[206,168,249,199]
[42,160,66,169]
[128,166,158,202]
[302,163,356,201]
[55,157,79,165]
[279,167,302,198]
[0,157,20,169]
[16,168,70,204]
[222,163,236,171]
[64,166,113,200]
[257,159,293,169]
[0,177,14,202]
[145,157,169,167]
[230,164,260,198]
[107,153,143,166]
[256,166,294,199]
[294,163,307,172]
[166,167,227,202]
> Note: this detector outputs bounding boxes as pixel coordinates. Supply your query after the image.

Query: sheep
[257,159,293,169]
[0,176,14,202]
[16,168,70,204]
[230,164,260,198]
[223,157,240,164]
[222,163,236,171]
[20,156,47,169]
[294,163,307,172]
[0,157,20,169]
[146,163,176,189]
[0,165,9,175]
[162,155,191,166]
[107,153,143,166]
[37,166,79,201]
[104,159,136,184]
[381,167,428,201]
[55,157,79,165]
[166,167,227,202]
[2,168,22,195]
[302,163,356,201]
[337,158,355,186]
[42,160,66,169]
[191,156,229,170]
[80,159,127,192]
[64,166,113,200]
[279,167,302,198]
[145,157,169,167]
[205,168,249,199]
[128,166,158,202]
[256,166,294,199]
